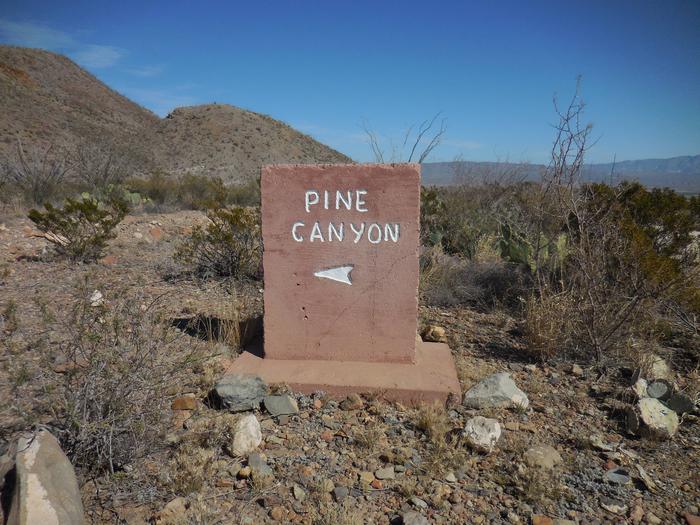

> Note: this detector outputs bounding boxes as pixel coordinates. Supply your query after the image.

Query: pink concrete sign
[261,164,420,363]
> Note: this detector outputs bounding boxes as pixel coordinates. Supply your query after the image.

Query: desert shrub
[71,139,133,191]
[28,194,129,262]
[420,245,529,309]
[176,173,229,209]
[6,288,204,477]
[175,206,261,279]
[126,170,179,209]
[0,140,71,205]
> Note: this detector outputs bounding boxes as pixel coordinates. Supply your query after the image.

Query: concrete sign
[261,164,420,363]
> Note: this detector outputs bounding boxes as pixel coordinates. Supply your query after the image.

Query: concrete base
[224,340,461,405]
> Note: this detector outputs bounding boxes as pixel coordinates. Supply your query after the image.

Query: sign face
[261,164,420,363]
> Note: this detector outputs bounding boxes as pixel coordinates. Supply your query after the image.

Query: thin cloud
[125,65,164,77]
[71,44,124,68]
[0,18,124,69]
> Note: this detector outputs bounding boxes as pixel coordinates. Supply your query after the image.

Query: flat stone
[263,395,299,416]
[333,486,349,503]
[463,372,529,410]
[637,397,679,440]
[374,466,395,480]
[523,444,562,470]
[171,395,197,410]
[7,430,84,525]
[604,468,631,485]
[410,496,428,509]
[213,374,267,412]
[247,452,273,477]
[421,325,447,343]
[647,380,672,401]
[667,393,695,415]
[359,471,375,484]
[402,511,430,525]
[463,416,501,452]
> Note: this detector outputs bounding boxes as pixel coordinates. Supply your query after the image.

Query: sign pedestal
[225,164,460,404]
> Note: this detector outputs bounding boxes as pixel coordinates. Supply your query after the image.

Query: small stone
[531,516,553,525]
[463,372,529,410]
[313,399,323,409]
[212,374,267,412]
[90,289,104,307]
[229,414,262,456]
[647,513,662,525]
[171,395,197,410]
[604,468,631,485]
[156,497,187,523]
[410,496,428,509]
[320,430,334,442]
[370,479,383,489]
[444,472,457,483]
[402,510,430,525]
[524,364,537,373]
[238,466,252,478]
[569,364,583,376]
[600,498,627,515]
[292,484,306,501]
[421,325,447,343]
[263,394,299,416]
[247,452,273,477]
[464,416,501,452]
[269,506,285,521]
[333,485,349,503]
[523,445,562,470]
[683,513,700,525]
[319,479,334,493]
[375,466,395,480]
[649,354,672,380]
[359,471,375,484]
[340,393,363,410]
[629,505,644,524]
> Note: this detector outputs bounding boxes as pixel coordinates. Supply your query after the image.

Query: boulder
[627,398,679,440]
[7,430,84,525]
[263,395,299,417]
[229,414,262,456]
[463,372,529,410]
[523,444,562,470]
[463,416,501,452]
[211,374,267,412]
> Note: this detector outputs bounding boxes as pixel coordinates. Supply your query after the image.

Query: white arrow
[313,265,354,285]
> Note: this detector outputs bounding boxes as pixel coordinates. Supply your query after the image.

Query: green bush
[28,195,129,262]
[175,206,261,279]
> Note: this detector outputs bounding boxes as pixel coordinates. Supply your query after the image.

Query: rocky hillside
[153,104,352,182]
[0,46,351,182]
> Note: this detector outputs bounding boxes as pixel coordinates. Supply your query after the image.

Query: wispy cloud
[124,65,164,78]
[72,44,124,68]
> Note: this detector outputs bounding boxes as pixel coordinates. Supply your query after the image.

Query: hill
[422,155,700,193]
[0,46,351,182]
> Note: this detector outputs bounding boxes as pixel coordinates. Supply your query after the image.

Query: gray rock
[7,430,84,525]
[410,496,428,509]
[263,395,299,417]
[213,374,267,412]
[374,465,395,480]
[247,452,273,477]
[463,416,501,452]
[333,485,349,503]
[636,397,679,440]
[523,444,562,470]
[667,393,695,415]
[647,379,672,401]
[402,510,430,525]
[605,467,631,485]
[631,378,648,399]
[463,372,529,410]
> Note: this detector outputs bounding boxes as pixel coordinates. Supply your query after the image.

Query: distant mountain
[422,155,700,193]
[0,45,351,183]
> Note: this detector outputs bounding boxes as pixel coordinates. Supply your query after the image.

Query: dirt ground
[1,210,699,525]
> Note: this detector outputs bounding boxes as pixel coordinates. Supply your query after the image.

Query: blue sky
[1,1,699,163]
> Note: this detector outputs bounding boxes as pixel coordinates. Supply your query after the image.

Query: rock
[410,496,428,509]
[463,416,501,452]
[569,364,583,376]
[522,444,562,470]
[340,393,364,410]
[444,472,457,483]
[7,430,84,525]
[630,398,679,440]
[531,516,553,525]
[263,395,299,417]
[462,372,529,410]
[292,484,306,501]
[649,354,672,380]
[552,521,575,525]
[631,378,648,399]
[155,497,187,524]
[421,325,447,343]
[247,452,273,477]
[374,466,395,480]
[90,289,104,307]
[604,467,631,485]
[212,374,267,412]
[402,510,430,525]
[646,379,672,401]
[646,512,662,525]
[667,393,696,415]
[269,506,285,521]
[171,395,197,410]
[333,486,349,503]
[524,364,538,373]
[629,505,644,525]
[229,414,262,456]
[683,513,700,525]
[319,479,334,493]
[359,471,375,484]
[600,498,627,515]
